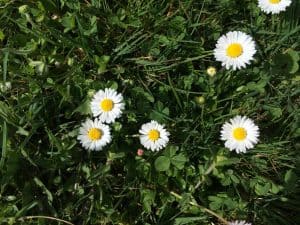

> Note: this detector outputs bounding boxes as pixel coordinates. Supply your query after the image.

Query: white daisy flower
[91,88,125,124]
[77,118,112,151]
[139,121,170,151]
[214,31,256,70]
[220,115,259,153]
[229,221,252,225]
[258,0,292,14]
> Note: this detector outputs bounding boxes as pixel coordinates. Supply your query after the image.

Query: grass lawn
[0,0,299,224]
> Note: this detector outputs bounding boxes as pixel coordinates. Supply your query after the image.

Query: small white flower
[139,121,170,151]
[91,88,125,124]
[220,115,260,153]
[258,0,292,14]
[229,221,252,225]
[77,118,112,151]
[214,31,256,70]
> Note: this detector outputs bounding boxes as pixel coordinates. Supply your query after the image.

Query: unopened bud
[137,149,144,156]
[195,96,205,105]
[0,82,12,92]
[206,66,217,77]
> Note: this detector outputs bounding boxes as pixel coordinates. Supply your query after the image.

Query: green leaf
[270,183,282,194]
[154,156,170,171]
[61,13,75,32]
[33,177,53,203]
[73,99,92,115]
[149,101,170,122]
[174,217,206,225]
[273,50,299,74]
[164,145,178,158]
[208,195,223,210]
[230,174,240,184]
[0,101,18,126]
[284,169,297,192]
[83,16,98,36]
[215,156,240,167]
[108,151,125,161]
[171,153,187,170]
[132,87,154,103]
[140,189,156,213]
[0,30,5,41]
[94,55,110,74]
[263,105,282,119]
[255,183,271,196]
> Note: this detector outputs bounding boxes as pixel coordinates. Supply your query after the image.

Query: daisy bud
[0,82,12,92]
[51,14,59,20]
[206,66,217,77]
[137,149,144,156]
[195,96,205,105]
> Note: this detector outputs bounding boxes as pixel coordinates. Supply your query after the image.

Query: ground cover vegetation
[0,0,299,224]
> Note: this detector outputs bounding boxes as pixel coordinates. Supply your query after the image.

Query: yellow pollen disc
[100,99,114,112]
[226,43,243,58]
[148,129,160,141]
[232,127,247,141]
[88,128,102,141]
[269,0,281,3]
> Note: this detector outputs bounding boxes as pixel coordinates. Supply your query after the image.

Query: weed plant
[0,0,299,225]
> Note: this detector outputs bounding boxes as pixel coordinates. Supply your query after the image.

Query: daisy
[229,221,252,225]
[214,31,256,70]
[258,0,292,14]
[139,121,170,151]
[77,118,112,151]
[220,115,259,153]
[91,88,125,124]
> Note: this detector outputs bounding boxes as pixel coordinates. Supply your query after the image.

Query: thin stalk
[0,50,9,169]
[18,216,75,225]
[0,122,7,169]
[170,191,229,225]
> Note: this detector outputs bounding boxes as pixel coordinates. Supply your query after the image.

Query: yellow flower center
[148,129,160,141]
[226,43,243,58]
[269,0,281,4]
[233,127,247,141]
[100,99,114,112]
[88,128,102,141]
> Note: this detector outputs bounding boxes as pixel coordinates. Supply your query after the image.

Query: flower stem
[170,191,229,225]
[18,216,75,225]
[0,50,9,170]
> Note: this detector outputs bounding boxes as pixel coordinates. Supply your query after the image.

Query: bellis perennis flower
[77,118,112,151]
[220,115,260,153]
[229,220,252,225]
[139,121,170,151]
[258,0,292,14]
[91,88,125,124]
[214,31,256,70]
